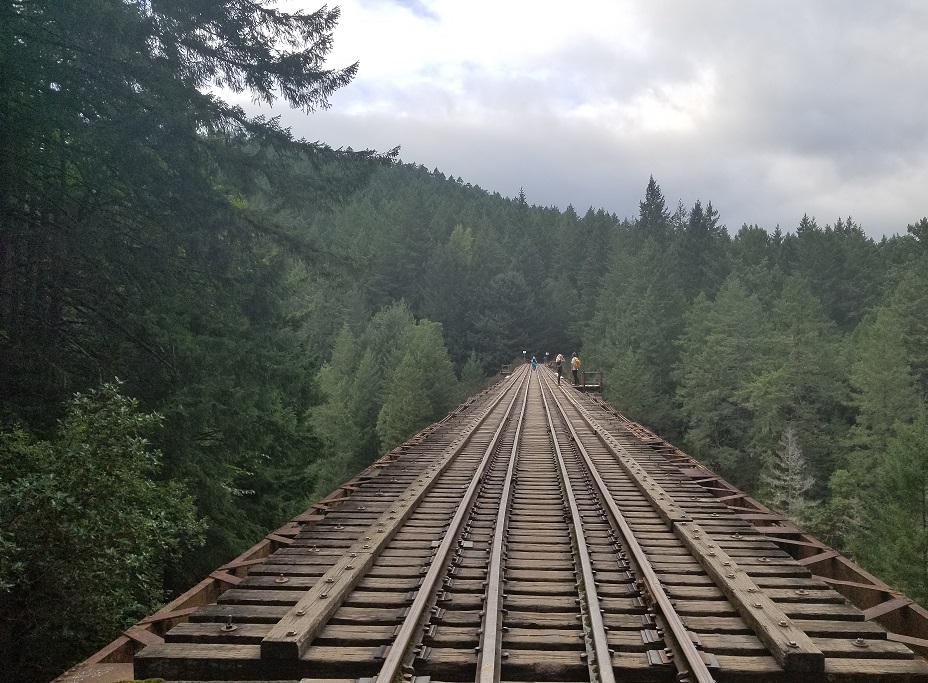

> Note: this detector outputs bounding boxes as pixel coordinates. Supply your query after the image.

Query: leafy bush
[0,384,204,683]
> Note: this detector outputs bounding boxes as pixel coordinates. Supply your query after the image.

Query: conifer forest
[2,3,928,682]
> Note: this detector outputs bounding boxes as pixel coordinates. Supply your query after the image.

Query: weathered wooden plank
[166,622,271,644]
[675,524,825,674]
[812,637,914,659]
[261,383,517,660]
[792,552,845,571]
[343,590,416,608]
[135,643,400,679]
[780,603,864,620]
[672,599,739,616]
[710,653,782,676]
[166,622,399,646]
[697,633,767,655]
[135,643,273,680]
[823,657,928,680]
[123,626,164,647]
[428,626,584,649]
[788,619,888,639]
[190,604,290,623]
[504,580,589,596]
[665,584,845,604]
[508,549,574,560]
[864,597,914,621]
[439,609,580,629]
[239,576,318,589]
[417,647,662,681]
[260,538,390,657]
[671,616,753,634]
[218,589,301,606]
[570,400,826,673]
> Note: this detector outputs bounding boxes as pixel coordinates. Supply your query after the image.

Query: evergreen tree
[727,224,783,307]
[314,302,416,466]
[550,205,583,277]
[806,468,860,553]
[674,278,770,484]
[377,320,458,450]
[676,200,730,302]
[846,308,920,461]
[908,217,928,247]
[0,2,390,669]
[744,276,849,491]
[421,224,479,366]
[636,175,672,240]
[855,412,928,605]
[759,426,816,521]
[458,351,489,400]
[376,362,432,451]
[594,345,666,423]
[884,266,928,398]
[508,188,546,292]
[791,216,882,329]
[0,0,379,423]
[363,301,418,385]
[829,217,884,329]
[468,270,539,368]
[578,209,620,318]
[314,326,368,463]
[586,226,685,433]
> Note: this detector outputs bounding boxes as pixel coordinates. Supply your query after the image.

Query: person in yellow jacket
[571,353,581,385]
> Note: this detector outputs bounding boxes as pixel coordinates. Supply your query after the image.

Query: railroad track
[130,364,928,682]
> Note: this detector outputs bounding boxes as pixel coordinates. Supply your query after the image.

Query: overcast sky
[241,0,928,238]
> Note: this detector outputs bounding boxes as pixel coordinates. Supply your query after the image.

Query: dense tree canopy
[0,2,389,681]
[0,384,203,682]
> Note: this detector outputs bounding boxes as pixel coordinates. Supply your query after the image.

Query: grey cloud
[277,102,923,237]
[258,1,928,238]
[668,4,927,153]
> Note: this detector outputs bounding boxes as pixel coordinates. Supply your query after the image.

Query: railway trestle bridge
[59,365,928,683]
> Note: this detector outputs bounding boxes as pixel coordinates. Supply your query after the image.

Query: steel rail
[555,377,824,673]
[541,370,717,683]
[373,367,532,683]
[538,371,617,683]
[475,363,531,683]
[262,368,526,658]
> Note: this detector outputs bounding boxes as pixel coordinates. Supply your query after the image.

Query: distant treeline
[2,2,928,683]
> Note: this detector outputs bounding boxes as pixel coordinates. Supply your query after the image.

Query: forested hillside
[2,3,928,683]
[315,168,928,609]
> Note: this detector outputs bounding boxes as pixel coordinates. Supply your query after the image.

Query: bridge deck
[58,365,928,683]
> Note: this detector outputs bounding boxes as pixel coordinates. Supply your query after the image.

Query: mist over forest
[2,3,928,683]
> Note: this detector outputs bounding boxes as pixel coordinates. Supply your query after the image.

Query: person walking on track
[571,353,581,385]
[555,353,565,384]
